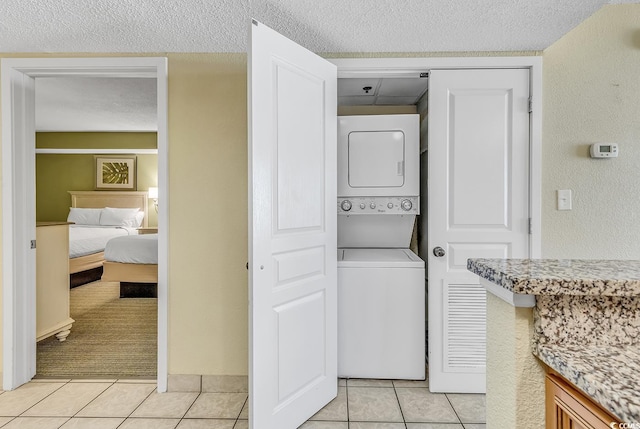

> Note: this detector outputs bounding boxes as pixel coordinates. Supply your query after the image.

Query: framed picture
[95,155,137,190]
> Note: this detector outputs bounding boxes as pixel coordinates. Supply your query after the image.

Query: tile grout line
[444,393,464,426]
[391,382,409,428]
[67,379,117,421]
[113,382,158,428]
[345,380,350,426]
[233,394,249,427]
[16,379,73,419]
[174,390,203,429]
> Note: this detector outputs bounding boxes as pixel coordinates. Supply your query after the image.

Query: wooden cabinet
[36,222,74,342]
[546,374,620,429]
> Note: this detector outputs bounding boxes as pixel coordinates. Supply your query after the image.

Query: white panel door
[248,20,337,428]
[428,69,530,393]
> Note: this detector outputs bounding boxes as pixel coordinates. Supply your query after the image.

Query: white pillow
[132,211,145,228]
[67,208,102,225]
[100,207,141,227]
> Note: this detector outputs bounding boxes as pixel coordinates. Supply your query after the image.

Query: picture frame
[95,155,137,190]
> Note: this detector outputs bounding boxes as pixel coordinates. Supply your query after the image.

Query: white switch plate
[557,189,572,210]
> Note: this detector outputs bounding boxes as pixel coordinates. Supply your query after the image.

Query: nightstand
[137,227,158,235]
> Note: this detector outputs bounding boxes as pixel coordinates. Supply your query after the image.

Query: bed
[68,191,149,287]
[102,234,158,298]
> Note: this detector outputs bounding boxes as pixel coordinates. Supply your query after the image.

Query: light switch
[557,189,572,211]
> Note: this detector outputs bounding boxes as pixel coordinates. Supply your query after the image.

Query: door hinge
[528,96,533,113]
[528,218,533,235]
[30,240,36,249]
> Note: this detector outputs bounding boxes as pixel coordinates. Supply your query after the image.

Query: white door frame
[330,56,542,257]
[0,57,169,391]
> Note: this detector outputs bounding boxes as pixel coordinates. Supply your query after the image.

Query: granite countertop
[535,343,640,423]
[467,258,640,296]
[467,258,640,423]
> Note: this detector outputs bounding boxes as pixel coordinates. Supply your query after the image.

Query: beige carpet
[36,281,157,379]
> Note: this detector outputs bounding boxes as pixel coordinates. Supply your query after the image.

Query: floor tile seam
[232,394,249,425]
[0,415,72,426]
[179,417,238,420]
[122,384,158,420]
[59,380,117,419]
[115,379,157,384]
[391,385,408,426]
[178,392,208,420]
[346,384,394,389]
[17,380,75,417]
[0,417,16,428]
[307,418,349,422]
[345,382,350,423]
[443,393,464,425]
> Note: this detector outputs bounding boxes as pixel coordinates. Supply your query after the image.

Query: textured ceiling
[35,77,157,132]
[0,0,633,53]
[16,0,636,131]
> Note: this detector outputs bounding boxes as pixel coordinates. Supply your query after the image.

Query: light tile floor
[0,378,485,428]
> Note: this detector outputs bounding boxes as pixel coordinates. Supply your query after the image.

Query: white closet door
[428,68,530,393]
[248,20,338,428]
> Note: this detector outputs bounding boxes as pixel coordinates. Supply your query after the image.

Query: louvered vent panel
[444,283,487,371]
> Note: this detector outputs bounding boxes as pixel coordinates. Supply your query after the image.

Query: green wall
[36,132,158,226]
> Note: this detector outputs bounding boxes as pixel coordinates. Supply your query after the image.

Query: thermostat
[590,143,618,158]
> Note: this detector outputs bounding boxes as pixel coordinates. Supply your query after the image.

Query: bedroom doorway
[34,78,159,379]
[1,57,169,391]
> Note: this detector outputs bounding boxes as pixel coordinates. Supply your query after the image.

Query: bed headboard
[68,191,149,228]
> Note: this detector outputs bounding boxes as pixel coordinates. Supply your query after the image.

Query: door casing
[1,57,169,391]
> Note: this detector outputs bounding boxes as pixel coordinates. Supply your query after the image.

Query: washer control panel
[337,196,419,214]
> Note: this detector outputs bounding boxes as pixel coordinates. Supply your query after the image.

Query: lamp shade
[148,187,158,199]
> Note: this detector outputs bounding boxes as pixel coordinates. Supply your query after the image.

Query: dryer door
[337,114,420,197]
[349,130,405,187]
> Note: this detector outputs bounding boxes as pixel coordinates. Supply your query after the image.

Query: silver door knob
[433,247,446,257]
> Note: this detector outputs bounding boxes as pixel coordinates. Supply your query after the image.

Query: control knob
[401,199,413,211]
[340,200,352,211]
[387,202,394,209]
[359,203,366,210]
[369,202,376,209]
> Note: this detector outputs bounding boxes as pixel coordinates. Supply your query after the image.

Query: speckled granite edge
[534,295,640,347]
[467,258,640,296]
[534,343,640,423]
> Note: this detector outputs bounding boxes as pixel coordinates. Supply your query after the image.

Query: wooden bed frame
[102,261,158,298]
[68,191,149,287]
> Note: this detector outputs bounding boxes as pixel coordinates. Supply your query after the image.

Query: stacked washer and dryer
[337,114,425,380]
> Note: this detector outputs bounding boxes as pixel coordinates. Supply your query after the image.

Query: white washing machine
[338,248,425,379]
[336,114,425,380]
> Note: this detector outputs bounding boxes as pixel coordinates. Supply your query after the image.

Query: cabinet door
[546,374,619,429]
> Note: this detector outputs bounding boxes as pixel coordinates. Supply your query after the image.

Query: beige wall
[542,5,640,259]
[167,54,248,375]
